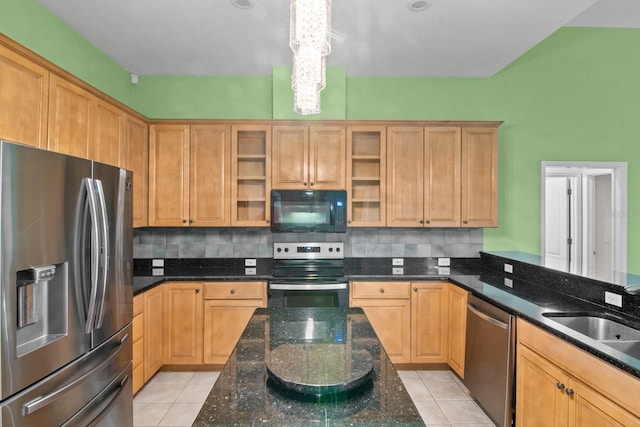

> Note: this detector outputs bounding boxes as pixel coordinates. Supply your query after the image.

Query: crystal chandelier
[290,0,332,115]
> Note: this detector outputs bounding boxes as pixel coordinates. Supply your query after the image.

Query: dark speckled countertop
[133,255,640,379]
[192,307,425,427]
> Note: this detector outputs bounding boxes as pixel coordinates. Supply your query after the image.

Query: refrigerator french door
[0,141,133,426]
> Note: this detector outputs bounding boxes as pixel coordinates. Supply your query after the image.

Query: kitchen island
[192,307,425,426]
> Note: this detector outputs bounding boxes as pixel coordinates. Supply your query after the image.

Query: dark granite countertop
[133,256,640,378]
[192,307,425,427]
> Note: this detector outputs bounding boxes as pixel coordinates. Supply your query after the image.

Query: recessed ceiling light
[407,0,432,12]
[230,0,255,10]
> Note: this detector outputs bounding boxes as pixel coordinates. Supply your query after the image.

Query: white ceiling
[37,0,640,78]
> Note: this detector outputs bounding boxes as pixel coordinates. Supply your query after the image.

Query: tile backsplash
[133,227,483,259]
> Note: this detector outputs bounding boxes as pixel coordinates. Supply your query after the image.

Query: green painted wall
[2,0,640,273]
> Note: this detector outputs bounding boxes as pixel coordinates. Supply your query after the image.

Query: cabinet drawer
[133,338,144,367]
[133,313,144,341]
[204,281,265,299]
[133,294,144,316]
[351,281,411,299]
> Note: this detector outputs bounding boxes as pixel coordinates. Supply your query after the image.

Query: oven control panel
[273,242,344,259]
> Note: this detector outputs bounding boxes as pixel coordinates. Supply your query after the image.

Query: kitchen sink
[603,341,640,360]
[542,312,640,341]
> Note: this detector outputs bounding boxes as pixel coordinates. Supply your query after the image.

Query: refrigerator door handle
[83,178,101,334]
[94,179,110,329]
[22,334,127,416]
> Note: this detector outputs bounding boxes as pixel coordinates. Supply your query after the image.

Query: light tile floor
[133,369,496,426]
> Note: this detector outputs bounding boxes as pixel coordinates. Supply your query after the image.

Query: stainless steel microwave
[270,190,347,233]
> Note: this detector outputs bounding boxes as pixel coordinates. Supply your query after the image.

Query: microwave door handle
[83,178,101,334]
[94,179,109,329]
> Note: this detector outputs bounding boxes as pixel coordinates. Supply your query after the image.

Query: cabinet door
[461,127,498,227]
[132,294,144,394]
[309,125,346,189]
[231,125,271,226]
[411,282,448,363]
[48,74,94,158]
[148,124,190,226]
[272,125,308,189]
[386,126,424,227]
[425,127,461,227]
[163,282,203,365]
[447,284,468,377]
[91,99,124,166]
[144,285,164,382]
[123,114,149,228]
[346,126,386,227]
[351,298,411,364]
[190,125,231,226]
[203,300,261,365]
[0,44,49,148]
[569,377,639,427]
[516,345,569,427]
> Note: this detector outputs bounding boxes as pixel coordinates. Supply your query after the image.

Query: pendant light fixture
[290,0,332,115]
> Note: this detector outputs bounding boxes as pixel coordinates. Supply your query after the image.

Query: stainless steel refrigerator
[0,141,133,426]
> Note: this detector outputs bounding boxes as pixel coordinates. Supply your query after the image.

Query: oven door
[267,282,349,308]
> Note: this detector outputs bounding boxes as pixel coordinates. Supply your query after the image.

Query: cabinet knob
[303,182,307,186]
[230,288,236,295]
[565,388,575,396]
[426,220,431,224]
[347,220,352,224]
[413,287,418,292]
[556,382,565,391]
[310,182,314,186]
[195,288,201,293]
[189,219,194,224]
[182,219,187,224]
[418,219,424,224]
[463,220,468,224]
[266,219,270,224]
[379,288,385,294]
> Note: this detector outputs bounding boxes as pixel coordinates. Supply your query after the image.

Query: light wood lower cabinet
[516,319,640,426]
[447,284,468,377]
[132,294,144,394]
[351,281,412,363]
[163,282,204,365]
[351,281,467,369]
[203,281,266,365]
[411,282,448,364]
[143,285,164,382]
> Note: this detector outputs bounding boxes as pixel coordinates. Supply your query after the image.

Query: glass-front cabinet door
[231,125,271,226]
[346,126,386,226]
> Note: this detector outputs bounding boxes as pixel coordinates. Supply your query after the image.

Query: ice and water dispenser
[16,262,68,357]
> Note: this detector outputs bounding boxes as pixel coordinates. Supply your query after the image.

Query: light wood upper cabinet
[190,125,231,226]
[149,124,190,226]
[48,74,95,158]
[387,126,461,227]
[163,282,203,365]
[0,43,49,148]
[461,127,498,227]
[346,126,386,227]
[91,99,124,167]
[149,124,230,227]
[272,125,345,190]
[123,114,149,228]
[231,125,271,226]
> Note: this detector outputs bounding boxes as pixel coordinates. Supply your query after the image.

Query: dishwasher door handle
[468,304,509,330]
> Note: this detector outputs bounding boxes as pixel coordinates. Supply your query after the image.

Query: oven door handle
[269,283,348,291]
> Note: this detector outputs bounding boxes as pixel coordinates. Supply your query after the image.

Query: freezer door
[0,325,132,427]
[91,163,133,347]
[0,142,92,400]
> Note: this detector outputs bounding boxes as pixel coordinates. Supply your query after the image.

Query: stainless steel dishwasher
[463,295,515,427]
